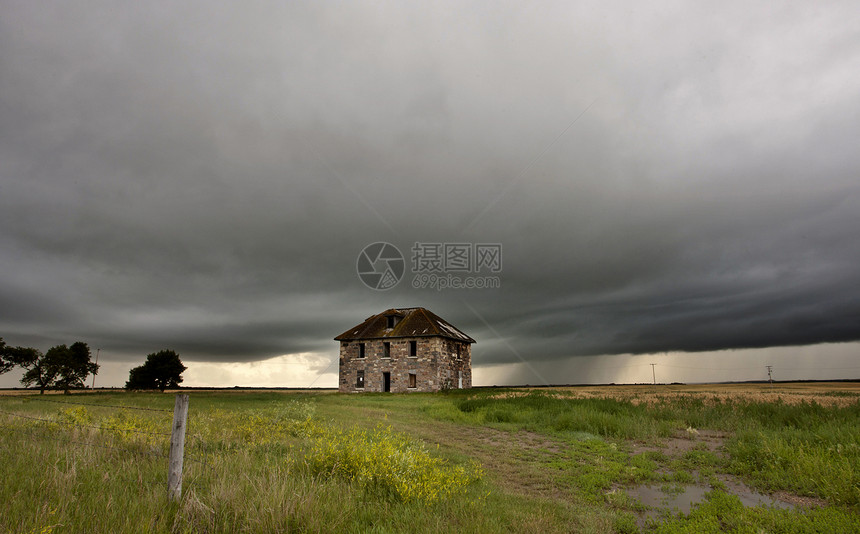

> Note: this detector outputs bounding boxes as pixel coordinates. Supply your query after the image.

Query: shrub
[303,423,483,503]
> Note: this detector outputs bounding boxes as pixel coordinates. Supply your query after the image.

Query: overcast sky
[2,1,859,388]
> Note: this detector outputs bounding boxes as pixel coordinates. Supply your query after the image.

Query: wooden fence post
[168,394,189,502]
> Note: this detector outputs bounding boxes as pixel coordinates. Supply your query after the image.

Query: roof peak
[336,307,475,343]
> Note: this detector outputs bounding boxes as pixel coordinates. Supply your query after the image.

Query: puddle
[627,482,792,522]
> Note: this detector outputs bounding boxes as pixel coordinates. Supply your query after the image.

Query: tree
[54,342,99,393]
[21,342,98,394]
[0,337,40,375]
[126,350,186,392]
[20,352,55,394]
[0,337,11,375]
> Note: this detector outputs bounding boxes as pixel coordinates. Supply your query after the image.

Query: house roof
[334,307,476,343]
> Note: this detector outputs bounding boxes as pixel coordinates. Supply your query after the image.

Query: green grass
[447,390,860,505]
[1,389,858,533]
[653,490,860,534]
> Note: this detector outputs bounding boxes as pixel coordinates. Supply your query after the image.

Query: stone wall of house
[435,337,472,390]
[338,337,472,393]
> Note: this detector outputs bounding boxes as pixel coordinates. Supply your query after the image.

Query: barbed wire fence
[3,373,857,506]
[0,393,211,501]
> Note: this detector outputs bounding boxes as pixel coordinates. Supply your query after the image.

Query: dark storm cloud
[1,1,859,380]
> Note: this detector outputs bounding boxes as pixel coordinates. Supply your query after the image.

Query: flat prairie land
[1,383,858,533]
[517,381,860,406]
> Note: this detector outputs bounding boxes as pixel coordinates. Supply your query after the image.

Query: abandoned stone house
[335,307,475,393]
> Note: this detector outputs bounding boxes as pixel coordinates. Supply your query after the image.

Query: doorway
[382,372,391,392]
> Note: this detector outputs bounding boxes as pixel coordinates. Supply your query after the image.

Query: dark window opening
[455,344,461,360]
[358,343,365,359]
[387,315,396,328]
[383,342,391,358]
[409,340,417,357]
[408,373,417,389]
[356,370,364,388]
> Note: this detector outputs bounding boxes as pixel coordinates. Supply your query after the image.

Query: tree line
[1,337,186,393]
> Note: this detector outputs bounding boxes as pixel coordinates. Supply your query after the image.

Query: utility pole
[91,348,100,390]
[766,365,773,388]
[650,363,656,385]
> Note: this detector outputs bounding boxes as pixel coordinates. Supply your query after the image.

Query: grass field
[1,383,858,533]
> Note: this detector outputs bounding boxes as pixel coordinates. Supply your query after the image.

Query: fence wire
[24,395,173,413]
[1,427,171,493]
[5,424,216,480]
[0,409,171,436]
[3,424,169,460]
[1,396,221,500]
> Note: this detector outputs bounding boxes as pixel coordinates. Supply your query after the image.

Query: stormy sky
[2,2,859,388]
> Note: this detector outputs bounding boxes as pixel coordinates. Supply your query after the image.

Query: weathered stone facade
[338,337,472,393]
[335,308,475,393]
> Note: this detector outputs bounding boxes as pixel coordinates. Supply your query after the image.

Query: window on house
[387,315,396,328]
[409,340,417,357]
[455,344,461,360]
[358,343,365,359]
[408,372,417,389]
[356,370,364,388]
[383,342,390,358]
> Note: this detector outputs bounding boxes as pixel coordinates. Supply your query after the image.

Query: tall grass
[452,390,860,507]
[653,489,860,534]
[456,392,682,439]
[2,389,858,533]
[0,393,491,534]
[728,425,860,506]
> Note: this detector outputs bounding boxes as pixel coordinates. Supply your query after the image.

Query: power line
[644,363,860,372]
[778,366,860,371]
[659,364,763,371]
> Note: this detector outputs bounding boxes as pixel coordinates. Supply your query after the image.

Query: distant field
[518,381,860,406]
[1,383,858,533]
[4,380,858,399]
